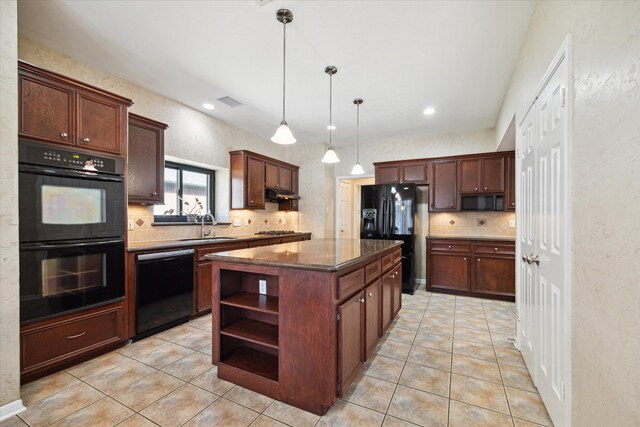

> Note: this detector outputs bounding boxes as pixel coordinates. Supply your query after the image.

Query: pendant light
[350,98,365,175]
[321,66,340,163]
[271,9,296,145]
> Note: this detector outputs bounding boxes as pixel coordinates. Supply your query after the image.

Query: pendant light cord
[356,102,360,162]
[329,73,333,148]
[282,21,287,122]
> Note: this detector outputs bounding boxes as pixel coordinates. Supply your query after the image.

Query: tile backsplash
[429,211,516,238]
[127,203,300,243]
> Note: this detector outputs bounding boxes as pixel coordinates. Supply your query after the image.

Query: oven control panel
[19,140,124,175]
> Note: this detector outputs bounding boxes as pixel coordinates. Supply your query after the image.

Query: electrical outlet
[282,218,286,225]
[259,280,267,295]
[509,220,516,228]
[233,218,241,227]
[128,220,134,230]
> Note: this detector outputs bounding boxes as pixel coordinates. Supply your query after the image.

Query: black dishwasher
[136,249,194,338]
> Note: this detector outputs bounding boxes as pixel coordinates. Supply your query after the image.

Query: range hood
[266,188,301,201]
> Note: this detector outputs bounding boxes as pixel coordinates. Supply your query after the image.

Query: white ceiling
[18,0,535,146]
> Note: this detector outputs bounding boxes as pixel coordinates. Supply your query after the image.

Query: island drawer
[473,243,515,256]
[429,240,471,253]
[381,253,394,272]
[365,260,381,283]
[337,268,365,299]
[393,249,402,264]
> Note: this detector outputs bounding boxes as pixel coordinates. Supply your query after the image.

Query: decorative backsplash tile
[430,211,516,238]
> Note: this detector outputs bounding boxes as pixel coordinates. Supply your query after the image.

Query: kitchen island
[205,238,403,415]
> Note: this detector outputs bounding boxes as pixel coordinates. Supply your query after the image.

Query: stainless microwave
[460,195,504,211]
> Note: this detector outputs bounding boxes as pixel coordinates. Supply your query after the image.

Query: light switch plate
[259,280,267,295]
[233,218,241,227]
[128,220,134,231]
[509,220,516,228]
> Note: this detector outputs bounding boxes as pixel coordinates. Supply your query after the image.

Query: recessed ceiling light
[202,103,215,110]
[423,107,436,115]
[326,125,336,130]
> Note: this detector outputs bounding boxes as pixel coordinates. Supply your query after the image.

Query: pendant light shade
[271,9,296,145]
[321,66,340,163]
[350,98,365,175]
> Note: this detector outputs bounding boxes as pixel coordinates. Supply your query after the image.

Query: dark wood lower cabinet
[392,264,402,316]
[337,291,365,396]
[381,270,393,333]
[364,279,381,355]
[427,238,515,301]
[196,260,213,313]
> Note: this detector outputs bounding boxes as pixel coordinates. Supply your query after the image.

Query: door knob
[522,255,531,264]
[531,254,540,265]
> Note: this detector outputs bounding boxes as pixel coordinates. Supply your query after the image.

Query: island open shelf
[208,239,403,415]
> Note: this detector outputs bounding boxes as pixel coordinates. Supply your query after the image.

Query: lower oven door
[19,165,124,242]
[19,238,125,323]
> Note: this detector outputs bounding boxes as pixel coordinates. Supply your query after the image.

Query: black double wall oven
[19,140,126,323]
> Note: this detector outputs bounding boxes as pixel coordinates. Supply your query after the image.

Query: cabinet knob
[60,132,68,139]
[511,202,515,206]
[450,203,454,207]
[368,292,373,297]
[250,200,253,203]
[463,257,467,261]
[474,187,478,191]
[448,245,452,249]
[82,137,90,143]
[478,258,481,262]
[494,247,498,251]
[151,192,157,196]
[359,298,365,304]
[484,187,488,190]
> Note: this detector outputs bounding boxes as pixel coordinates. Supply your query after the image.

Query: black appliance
[361,183,417,294]
[135,249,195,338]
[266,188,301,201]
[18,140,126,323]
[460,194,504,211]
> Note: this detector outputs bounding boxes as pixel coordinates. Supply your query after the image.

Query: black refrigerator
[361,183,417,294]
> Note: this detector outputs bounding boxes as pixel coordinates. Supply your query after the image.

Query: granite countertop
[426,235,516,242]
[127,232,312,253]
[205,238,402,272]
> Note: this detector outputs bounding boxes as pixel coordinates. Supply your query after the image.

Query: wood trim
[229,149,300,171]
[373,150,514,167]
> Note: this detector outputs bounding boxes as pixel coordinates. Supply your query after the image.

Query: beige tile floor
[3,287,553,427]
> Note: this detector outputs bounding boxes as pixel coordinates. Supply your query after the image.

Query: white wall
[0,0,21,407]
[497,1,640,425]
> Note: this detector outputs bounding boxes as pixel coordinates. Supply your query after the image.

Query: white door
[517,54,569,426]
[339,180,352,238]
[533,56,568,424]
[518,105,537,370]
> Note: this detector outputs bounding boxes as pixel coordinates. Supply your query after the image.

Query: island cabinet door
[364,279,381,356]
[381,268,394,333]
[392,264,402,316]
[195,260,213,314]
[337,290,365,396]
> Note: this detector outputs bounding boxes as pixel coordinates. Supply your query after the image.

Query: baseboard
[415,278,426,285]
[0,399,26,421]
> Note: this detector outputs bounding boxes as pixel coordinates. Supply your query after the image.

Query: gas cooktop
[255,230,298,236]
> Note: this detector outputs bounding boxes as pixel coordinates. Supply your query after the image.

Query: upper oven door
[19,165,124,242]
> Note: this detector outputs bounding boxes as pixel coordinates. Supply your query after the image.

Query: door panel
[19,74,75,145]
[265,162,279,189]
[431,160,457,211]
[364,280,381,355]
[128,117,164,204]
[401,162,427,184]
[392,265,402,316]
[247,157,265,208]
[337,291,364,395]
[376,165,400,184]
[196,261,213,313]
[429,254,469,291]
[278,166,291,191]
[77,92,122,155]
[381,271,393,333]
[458,159,480,193]
[481,157,505,192]
[339,181,352,238]
[473,256,515,296]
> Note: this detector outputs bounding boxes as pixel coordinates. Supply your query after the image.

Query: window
[153,162,215,222]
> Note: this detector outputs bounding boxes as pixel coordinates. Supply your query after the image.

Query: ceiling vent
[217,96,243,108]
[255,0,272,6]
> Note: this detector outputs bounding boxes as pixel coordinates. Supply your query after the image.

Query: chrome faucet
[201,212,217,239]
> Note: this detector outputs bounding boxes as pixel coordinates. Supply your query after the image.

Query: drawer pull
[66,332,86,340]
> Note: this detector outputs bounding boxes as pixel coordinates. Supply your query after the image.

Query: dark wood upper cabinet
[19,73,75,145]
[431,160,458,211]
[459,158,481,193]
[18,61,132,156]
[128,113,167,205]
[376,165,401,184]
[279,166,292,191]
[481,157,505,193]
[337,290,364,396]
[247,156,266,209]
[505,153,516,210]
[265,162,279,189]
[402,161,429,184]
[229,150,299,210]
